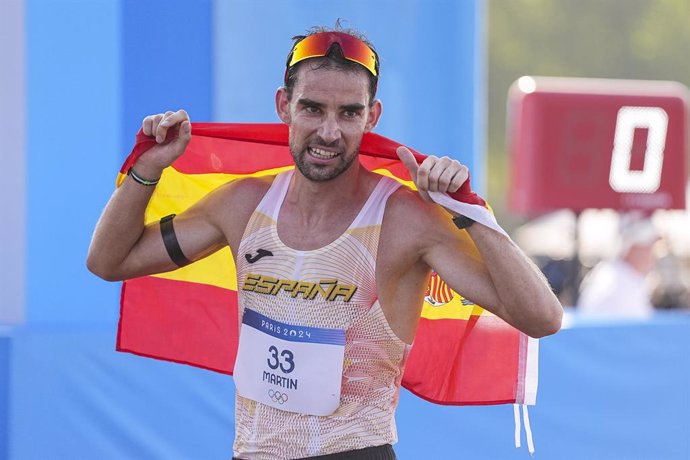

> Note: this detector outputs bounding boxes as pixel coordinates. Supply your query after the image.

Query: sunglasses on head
[285,32,379,80]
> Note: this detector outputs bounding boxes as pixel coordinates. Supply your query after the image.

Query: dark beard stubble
[289,139,361,182]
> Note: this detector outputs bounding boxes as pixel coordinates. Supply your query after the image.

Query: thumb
[178,120,192,144]
[396,146,419,181]
[171,121,192,153]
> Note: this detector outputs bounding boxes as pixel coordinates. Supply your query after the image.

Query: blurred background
[0,0,688,459]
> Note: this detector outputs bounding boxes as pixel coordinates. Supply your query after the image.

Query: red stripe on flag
[173,136,294,175]
[120,123,486,207]
[117,276,238,375]
[402,316,523,405]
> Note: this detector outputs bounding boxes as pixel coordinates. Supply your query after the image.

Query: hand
[136,110,192,177]
[396,146,469,203]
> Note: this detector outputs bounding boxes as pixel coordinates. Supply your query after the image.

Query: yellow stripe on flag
[118,165,294,291]
[372,168,416,190]
[421,295,493,320]
[152,247,236,290]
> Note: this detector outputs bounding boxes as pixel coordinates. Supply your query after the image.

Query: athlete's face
[276,65,382,182]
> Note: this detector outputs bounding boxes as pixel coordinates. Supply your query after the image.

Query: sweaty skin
[87,63,562,343]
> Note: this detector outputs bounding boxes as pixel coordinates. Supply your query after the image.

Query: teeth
[309,147,338,159]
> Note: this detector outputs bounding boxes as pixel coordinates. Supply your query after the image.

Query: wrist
[131,159,165,181]
[128,167,160,186]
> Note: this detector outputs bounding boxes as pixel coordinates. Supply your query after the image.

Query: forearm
[466,223,563,337]
[87,111,196,280]
[86,173,159,280]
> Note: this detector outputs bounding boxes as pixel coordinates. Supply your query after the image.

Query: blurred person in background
[577,212,660,318]
[650,250,690,311]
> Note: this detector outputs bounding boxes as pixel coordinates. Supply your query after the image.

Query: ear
[364,99,382,133]
[275,87,291,124]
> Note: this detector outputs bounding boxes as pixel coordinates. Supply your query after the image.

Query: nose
[317,113,341,145]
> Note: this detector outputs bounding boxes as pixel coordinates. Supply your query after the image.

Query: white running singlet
[233,170,410,459]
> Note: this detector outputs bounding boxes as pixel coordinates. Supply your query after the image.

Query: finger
[160,111,175,126]
[178,120,192,146]
[155,112,175,143]
[396,146,419,182]
[161,109,189,128]
[156,113,176,143]
[426,156,451,192]
[147,114,166,142]
[448,165,469,193]
[417,156,441,192]
[436,160,459,193]
[142,115,155,136]
[158,111,175,129]
[158,110,189,143]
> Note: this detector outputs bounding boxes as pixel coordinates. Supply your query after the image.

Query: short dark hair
[284,25,379,106]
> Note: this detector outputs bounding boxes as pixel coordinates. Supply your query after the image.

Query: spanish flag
[116,123,538,406]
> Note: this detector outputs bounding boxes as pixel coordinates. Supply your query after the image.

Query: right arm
[86,110,226,281]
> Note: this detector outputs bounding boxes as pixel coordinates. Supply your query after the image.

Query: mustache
[308,137,341,149]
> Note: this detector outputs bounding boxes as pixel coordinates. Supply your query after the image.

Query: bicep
[116,193,229,280]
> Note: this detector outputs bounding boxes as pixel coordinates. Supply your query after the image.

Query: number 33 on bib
[234,309,346,416]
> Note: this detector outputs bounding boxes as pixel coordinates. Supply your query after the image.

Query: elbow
[530,303,563,338]
[86,256,121,282]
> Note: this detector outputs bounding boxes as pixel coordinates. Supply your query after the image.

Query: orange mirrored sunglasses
[285,32,379,78]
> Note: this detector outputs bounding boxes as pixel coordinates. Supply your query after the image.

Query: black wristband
[128,167,160,186]
[452,214,475,230]
[160,214,192,267]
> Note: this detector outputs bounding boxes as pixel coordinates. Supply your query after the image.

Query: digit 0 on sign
[609,106,668,194]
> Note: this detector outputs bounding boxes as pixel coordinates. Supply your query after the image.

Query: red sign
[508,77,689,214]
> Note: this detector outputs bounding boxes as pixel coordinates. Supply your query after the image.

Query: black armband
[160,214,192,267]
[452,214,475,230]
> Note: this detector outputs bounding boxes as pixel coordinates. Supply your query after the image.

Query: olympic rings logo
[268,389,288,404]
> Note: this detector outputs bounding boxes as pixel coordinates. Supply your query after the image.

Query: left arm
[397,147,562,338]
[465,224,562,337]
[433,218,562,337]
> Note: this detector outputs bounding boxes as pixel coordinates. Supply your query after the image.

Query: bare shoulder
[382,186,451,249]
[198,174,276,251]
[206,175,274,211]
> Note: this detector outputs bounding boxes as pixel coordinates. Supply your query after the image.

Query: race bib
[234,308,346,416]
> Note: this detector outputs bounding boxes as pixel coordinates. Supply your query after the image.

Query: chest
[275,202,364,251]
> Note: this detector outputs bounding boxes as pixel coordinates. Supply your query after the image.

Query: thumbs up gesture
[396,146,469,203]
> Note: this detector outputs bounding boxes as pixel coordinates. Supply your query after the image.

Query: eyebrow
[297,98,324,108]
[341,103,365,112]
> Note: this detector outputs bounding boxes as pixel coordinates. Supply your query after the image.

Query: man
[578,212,660,318]
[88,27,562,460]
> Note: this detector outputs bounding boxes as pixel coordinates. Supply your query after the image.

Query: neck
[286,161,370,219]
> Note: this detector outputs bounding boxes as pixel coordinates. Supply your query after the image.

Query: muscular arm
[395,147,562,339]
[86,176,227,281]
[423,210,562,338]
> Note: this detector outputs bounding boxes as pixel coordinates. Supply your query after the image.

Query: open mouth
[308,147,339,160]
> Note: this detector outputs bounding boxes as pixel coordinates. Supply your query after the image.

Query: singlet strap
[350,175,401,229]
[254,169,294,220]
